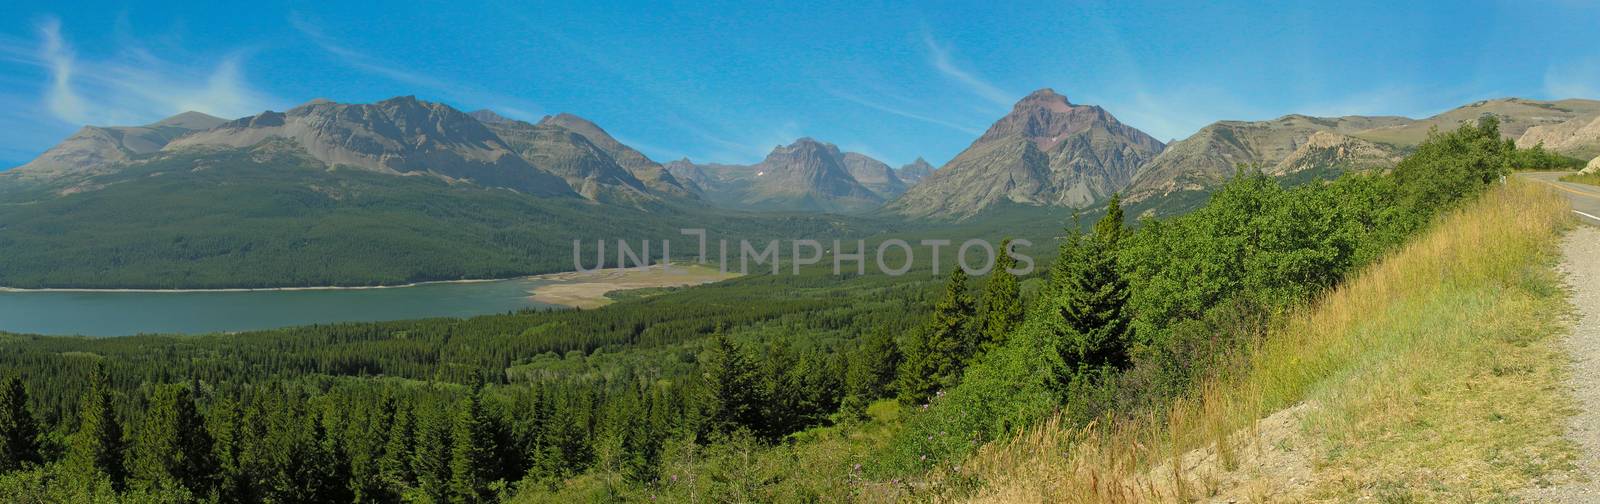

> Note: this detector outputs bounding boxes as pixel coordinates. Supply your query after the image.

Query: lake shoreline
[0,277,517,294]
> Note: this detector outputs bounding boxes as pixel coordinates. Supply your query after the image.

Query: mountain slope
[167,96,574,197]
[1270,131,1405,178]
[483,119,654,204]
[1126,114,1412,203]
[5,111,225,181]
[842,152,908,197]
[1352,97,1600,147]
[887,88,1164,219]
[538,113,695,199]
[0,140,655,288]
[1517,113,1600,159]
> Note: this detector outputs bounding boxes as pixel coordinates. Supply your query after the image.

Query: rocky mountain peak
[153,111,227,130]
[888,88,1164,219]
[976,88,1118,151]
[895,157,936,184]
[468,109,513,124]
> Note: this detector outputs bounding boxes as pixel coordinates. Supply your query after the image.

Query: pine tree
[449,379,497,504]
[380,402,417,493]
[759,337,799,439]
[845,328,901,403]
[700,329,765,437]
[67,367,127,489]
[1052,195,1133,371]
[896,270,974,404]
[412,401,454,503]
[131,383,218,496]
[978,238,1025,350]
[0,375,41,472]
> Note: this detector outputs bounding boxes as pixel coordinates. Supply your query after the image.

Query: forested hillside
[0,117,1558,502]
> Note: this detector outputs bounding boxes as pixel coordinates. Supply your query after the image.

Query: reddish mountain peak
[976,88,1117,151]
[1015,87,1073,111]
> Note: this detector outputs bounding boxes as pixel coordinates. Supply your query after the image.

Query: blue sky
[2,1,1598,170]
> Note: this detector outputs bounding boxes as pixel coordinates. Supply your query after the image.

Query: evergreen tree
[380,402,417,493]
[0,375,41,472]
[977,238,1025,350]
[845,328,901,404]
[700,329,765,437]
[131,383,218,496]
[1053,195,1133,371]
[759,337,799,439]
[412,402,454,503]
[521,388,563,490]
[67,367,127,489]
[449,379,497,504]
[896,270,974,404]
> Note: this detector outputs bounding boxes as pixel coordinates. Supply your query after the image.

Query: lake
[0,278,561,337]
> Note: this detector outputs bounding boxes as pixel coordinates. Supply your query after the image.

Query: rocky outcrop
[1518,113,1600,159]
[1127,114,1411,203]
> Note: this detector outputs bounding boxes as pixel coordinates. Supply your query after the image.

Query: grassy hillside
[961,180,1575,502]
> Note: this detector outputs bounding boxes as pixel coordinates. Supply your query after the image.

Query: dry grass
[1561,171,1600,187]
[527,263,738,308]
[959,181,1578,503]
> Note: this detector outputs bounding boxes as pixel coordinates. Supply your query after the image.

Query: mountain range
[664,138,905,213]
[4,89,1599,287]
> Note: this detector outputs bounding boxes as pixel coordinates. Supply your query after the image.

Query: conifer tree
[844,328,901,404]
[449,379,497,503]
[700,329,765,437]
[978,238,1025,350]
[131,383,218,496]
[0,375,40,472]
[67,367,127,489]
[381,402,417,493]
[412,402,453,503]
[1053,195,1133,371]
[896,270,974,404]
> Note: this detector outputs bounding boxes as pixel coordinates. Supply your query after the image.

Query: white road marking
[1577,210,1600,223]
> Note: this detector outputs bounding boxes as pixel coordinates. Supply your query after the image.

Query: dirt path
[1524,225,1600,502]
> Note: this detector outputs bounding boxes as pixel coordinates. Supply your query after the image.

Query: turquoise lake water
[0,278,560,337]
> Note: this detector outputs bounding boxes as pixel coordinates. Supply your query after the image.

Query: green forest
[0,118,1562,502]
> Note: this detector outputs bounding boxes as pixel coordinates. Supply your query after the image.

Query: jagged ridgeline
[0,97,879,288]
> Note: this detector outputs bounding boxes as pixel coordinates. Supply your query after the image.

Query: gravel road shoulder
[1524,225,1600,502]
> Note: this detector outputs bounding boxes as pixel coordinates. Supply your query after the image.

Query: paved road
[1521,171,1600,227]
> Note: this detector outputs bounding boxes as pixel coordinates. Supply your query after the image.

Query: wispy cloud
[823,85,983,135]
[921,31,1012,110]
[289,14,544,119]
[14,17,275,126]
